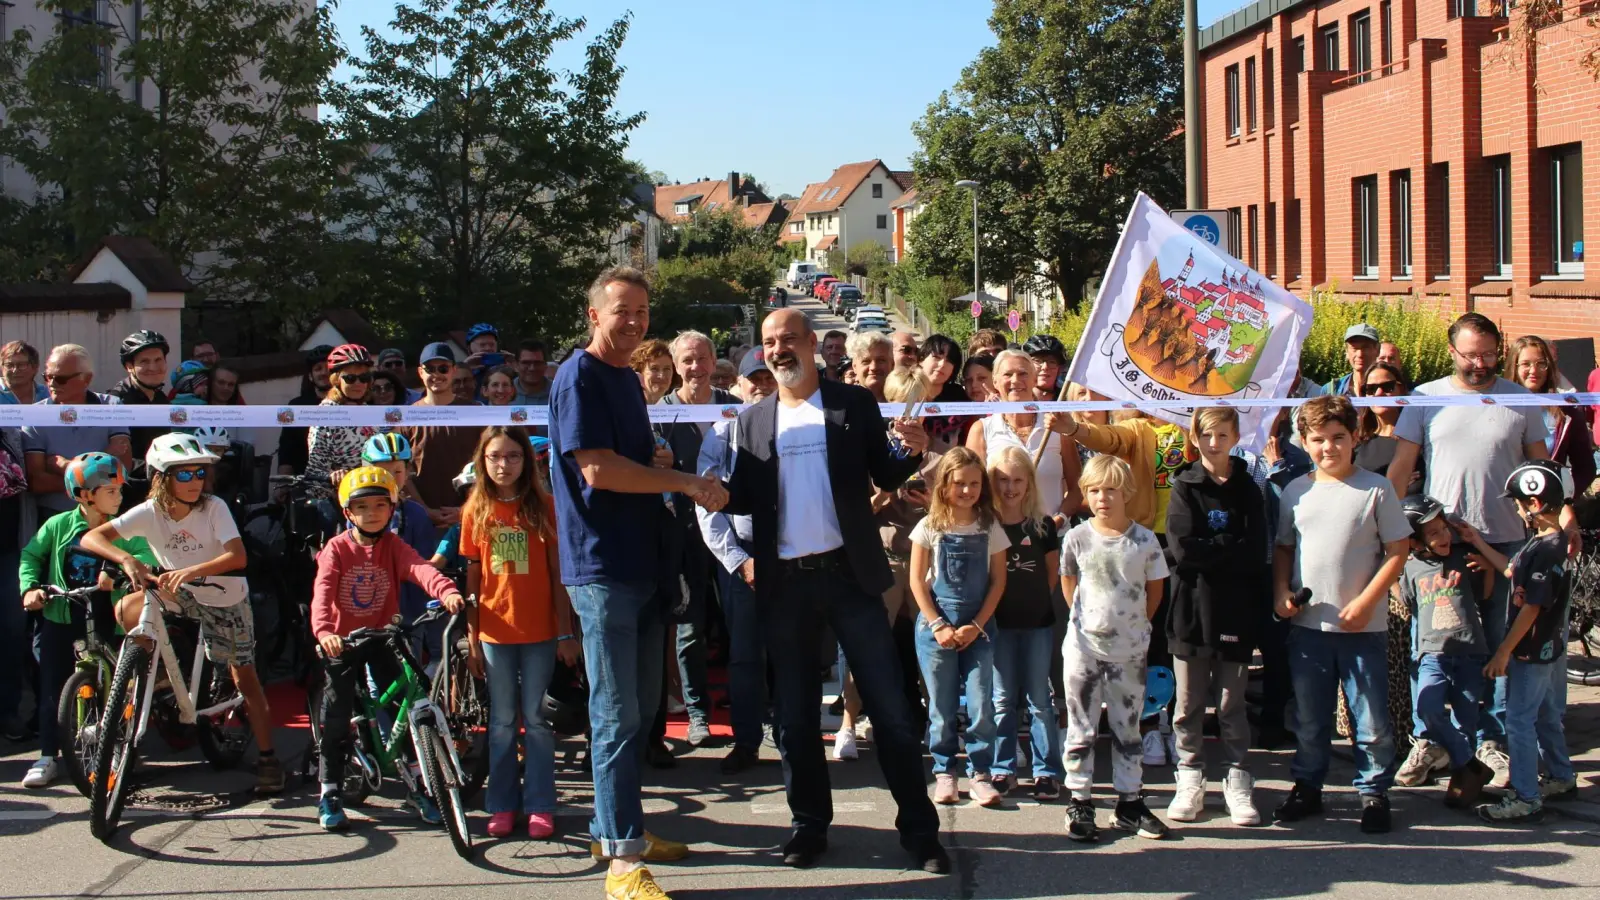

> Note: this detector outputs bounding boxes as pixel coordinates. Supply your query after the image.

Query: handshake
[683,473,729,512]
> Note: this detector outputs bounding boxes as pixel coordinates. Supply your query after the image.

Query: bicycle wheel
[56,667,104,798]
[416,721,473,860]
[303,666,375,804]
[430,642,489,800]
[195,657,252,770]
[90,644,149,841]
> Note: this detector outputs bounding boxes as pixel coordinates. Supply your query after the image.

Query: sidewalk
[1551,679,1600,823]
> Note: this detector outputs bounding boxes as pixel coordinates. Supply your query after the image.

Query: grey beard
[770,360,805,387]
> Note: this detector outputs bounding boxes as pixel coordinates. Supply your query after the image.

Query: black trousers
[768,562,938,845]
[319,642,400,787]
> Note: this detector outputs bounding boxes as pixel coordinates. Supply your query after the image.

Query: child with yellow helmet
[310,465,464,832]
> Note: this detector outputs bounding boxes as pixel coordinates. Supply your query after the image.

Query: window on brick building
[1266,201,1278,276]
[1490,155,1512,277]
[1550,144,1584,275]
[1227,207,1242,257]
[1287,198,1302,279]
[1292,37,1306,74]
[1393,170,1413,277]
[1246,57,1257,132]
[1264,49,1275,129]
[1448,0,1476,18]
[1355,175,1379,277]
[1320,24,1341,71]
[1248,205,1260,268]
[1433,163,1451,277]
[1226,64,1241,137]
[1350,13,1372,83]
[1380,2,1393,70]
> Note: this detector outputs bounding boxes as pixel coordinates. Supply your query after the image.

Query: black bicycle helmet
[119,329,169,363]
[1022,334,1068,364]
[1504,459,1566,510]
[1401,494,1445,539]
[542,659,589,737]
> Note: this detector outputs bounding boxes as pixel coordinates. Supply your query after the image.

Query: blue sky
[330,0,1247,198]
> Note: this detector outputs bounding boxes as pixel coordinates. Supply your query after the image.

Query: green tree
[0,0,344,313]
[660,206,777,260]
[330,0,643,347]
[908,0,1184,309]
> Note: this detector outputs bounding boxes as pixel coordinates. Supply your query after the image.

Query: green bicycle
[47,584,116,798]
[305,600,476,859]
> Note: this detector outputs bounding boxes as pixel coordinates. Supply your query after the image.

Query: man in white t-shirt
[722,309,947,874]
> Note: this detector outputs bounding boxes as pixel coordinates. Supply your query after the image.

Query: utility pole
[1185,0,1202,209]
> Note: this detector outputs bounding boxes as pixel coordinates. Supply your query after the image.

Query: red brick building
[1199,0,1600,344]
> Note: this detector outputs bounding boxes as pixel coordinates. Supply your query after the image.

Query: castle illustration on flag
[1123,241,1276,395]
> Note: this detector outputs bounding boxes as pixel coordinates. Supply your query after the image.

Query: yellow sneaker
[605,866,671,900]
[590,831,691,862]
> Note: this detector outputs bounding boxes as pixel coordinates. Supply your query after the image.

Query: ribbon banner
[1065,192,1315,452]
[3,392,1597,428]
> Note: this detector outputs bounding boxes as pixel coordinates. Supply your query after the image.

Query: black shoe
[782,832,827,868]
[1113,796,1169,840]
[645,742,677,769]
[991,774,1014,796]
[0,716,34,743]
[908,838,950,874]
[720,745,759,775]
[827,696,844,716]
[1359,794,1392,834]
[686,719,712,748]
[1066,798,1099,842]
[1273,780,1323,822]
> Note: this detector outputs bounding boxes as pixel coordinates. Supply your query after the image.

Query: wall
[0,308,139,392]
[837,165,898,255]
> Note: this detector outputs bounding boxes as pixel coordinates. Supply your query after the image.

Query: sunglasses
[1363,381,1400,395]
[423,363,453,375]
[169,467,209,483]
[339,372,372,384]
[382,360,407,369]
[45,372,84,385]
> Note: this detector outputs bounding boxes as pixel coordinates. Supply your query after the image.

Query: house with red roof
[783,161,910,262]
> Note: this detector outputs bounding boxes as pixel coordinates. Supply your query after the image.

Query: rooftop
[1199,0,1312,51]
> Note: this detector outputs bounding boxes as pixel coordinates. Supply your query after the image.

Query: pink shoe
[527,812,556,840]
[487,811,516,838]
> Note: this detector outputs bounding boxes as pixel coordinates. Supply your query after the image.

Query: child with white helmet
[79,432,284,795]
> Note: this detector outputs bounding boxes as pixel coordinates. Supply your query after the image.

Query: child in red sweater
[311,466,463,832]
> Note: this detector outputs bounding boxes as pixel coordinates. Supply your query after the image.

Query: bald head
[763,307,812,340]
[761,308,818,391]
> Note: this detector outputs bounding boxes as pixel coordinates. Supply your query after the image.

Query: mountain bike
[304,600,477,859]
[88,579,253,841]
[1567,525,1600,686]
[47,585,118,798]
[243,474,326,685]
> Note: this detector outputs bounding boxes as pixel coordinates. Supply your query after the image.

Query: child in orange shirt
[462,426,578,841]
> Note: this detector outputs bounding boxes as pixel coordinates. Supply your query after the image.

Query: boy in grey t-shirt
[1272,396,1409,835]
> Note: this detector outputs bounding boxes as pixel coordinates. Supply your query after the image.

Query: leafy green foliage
[660,207,777,260]
[0,0,345,318]
[907,0,1184,308]
[329,0,644,350]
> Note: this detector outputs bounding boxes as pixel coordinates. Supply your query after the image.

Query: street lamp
[955,179,980,310]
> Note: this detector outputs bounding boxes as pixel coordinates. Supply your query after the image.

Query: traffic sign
[1172,209,1237,257]
[970,299,982,319]
[1006,309,1021,332]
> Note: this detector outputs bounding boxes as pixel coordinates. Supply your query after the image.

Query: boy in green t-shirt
[17,452,154,789]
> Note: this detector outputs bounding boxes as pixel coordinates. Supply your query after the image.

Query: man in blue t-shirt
[22,345,131,516]
[547,266,725,900]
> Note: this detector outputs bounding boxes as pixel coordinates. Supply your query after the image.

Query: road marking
[0,810,58,822]
[752,801,876,815]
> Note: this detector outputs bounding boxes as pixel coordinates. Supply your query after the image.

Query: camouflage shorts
[164,589,256,667]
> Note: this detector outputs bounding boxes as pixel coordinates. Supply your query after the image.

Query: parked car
[786,261,817,287]
[814,278,840,302]
[808,274,837,297]
[852,315,893,335]
[831,285,863,313]
[846,304,883,323]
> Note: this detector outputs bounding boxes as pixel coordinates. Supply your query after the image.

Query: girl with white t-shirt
[966,350,1082,520]
[909,446,1009,809]
[80,432,282,795]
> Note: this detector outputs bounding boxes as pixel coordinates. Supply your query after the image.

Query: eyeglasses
[1452,347,1499,365]
[2,362,34,373]
[1363,381,1400,395]
[484,453,524,464]
[423,363,453,375]
[339,372,372,384]
[45,372,84,386]
[382,360,407,370]
[169,467,209,483]
[1516,360,1551,372]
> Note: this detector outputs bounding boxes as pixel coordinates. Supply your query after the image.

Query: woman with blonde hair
[967,350,1082,520]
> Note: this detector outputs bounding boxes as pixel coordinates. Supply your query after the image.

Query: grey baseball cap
[1344,323,1380,344]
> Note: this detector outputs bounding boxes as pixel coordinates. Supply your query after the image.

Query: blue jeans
[1478,538,1526,745]
[915,618,996,776]
[569,579,664,858]
[991,626,1062,779]
[481,640,557,815]
[717,567,765,751]
[1413,653,1485,769]
[674,538,713,726]
[1288,627,1396,795]
[0,550,24,724]
[1505,657,1574,803]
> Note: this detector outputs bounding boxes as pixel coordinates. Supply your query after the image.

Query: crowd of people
[0,271,1593,900]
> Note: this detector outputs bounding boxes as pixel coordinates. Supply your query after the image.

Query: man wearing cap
[1325,324,1381,396]
[694,348,776,774]
[377,348,422,403]
[399,342,481,526]
[463,323,500,374]
[277,345,334,475]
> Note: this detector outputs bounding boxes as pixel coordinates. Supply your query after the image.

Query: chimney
[729,171,740,198]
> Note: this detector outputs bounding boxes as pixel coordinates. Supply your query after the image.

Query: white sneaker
[1141,730,1168,767]
[1395,739,1449,786]
[832,727,858,761]
[1477,741,1512,790]
[855,718,874,743]
[1168,768,1205,821]
[21,757,57,789]
[1223,768,1261,826]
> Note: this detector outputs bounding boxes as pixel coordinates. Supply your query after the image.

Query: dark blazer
[724,379,920,601]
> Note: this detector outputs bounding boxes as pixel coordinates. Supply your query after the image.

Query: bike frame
[126,587,246,745]
[345,629,468,795]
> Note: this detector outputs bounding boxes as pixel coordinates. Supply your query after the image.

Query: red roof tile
[815,235,838,251]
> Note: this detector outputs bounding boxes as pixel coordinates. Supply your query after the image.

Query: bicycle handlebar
[42,584,101,606]
[322,595,477,655]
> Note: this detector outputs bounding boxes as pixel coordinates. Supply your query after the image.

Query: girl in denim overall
[909,447,1010,807]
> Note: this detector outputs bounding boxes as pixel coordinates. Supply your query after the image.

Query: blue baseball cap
[738,349,767,379]
[420,342,456,365]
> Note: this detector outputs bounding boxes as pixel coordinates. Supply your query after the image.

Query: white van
[786,261,817,287]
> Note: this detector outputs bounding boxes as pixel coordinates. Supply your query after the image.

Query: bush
[1039,290,1453,389]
